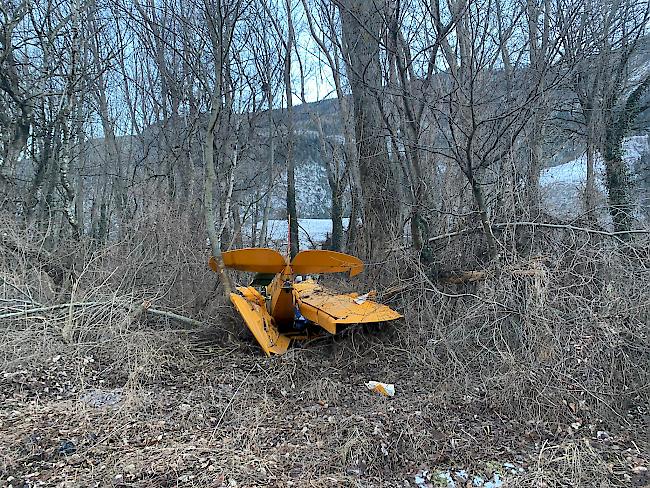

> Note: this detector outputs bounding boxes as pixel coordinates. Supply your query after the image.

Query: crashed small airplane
[209,248,402,356]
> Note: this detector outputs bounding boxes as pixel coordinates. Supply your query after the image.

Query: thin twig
[0,301,203,328]
[428,228,478,242]
[428,222,649,243]
[210,364,256,438]
[146,308,202,327]
[0,301,112,319]
[492,221,650,237]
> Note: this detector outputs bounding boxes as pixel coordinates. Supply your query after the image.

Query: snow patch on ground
[261,218,350,249]
[540,135,648,217]
[413,462,524,487]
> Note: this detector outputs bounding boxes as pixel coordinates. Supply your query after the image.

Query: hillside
[541,136,649,221]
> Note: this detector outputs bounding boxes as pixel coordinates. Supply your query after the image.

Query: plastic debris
[354,290,377,304]
[365,381,395,397]
[354,293,369,304]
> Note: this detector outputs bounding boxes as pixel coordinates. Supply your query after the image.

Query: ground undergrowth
[1,220,648,487]
[1,325,647,488]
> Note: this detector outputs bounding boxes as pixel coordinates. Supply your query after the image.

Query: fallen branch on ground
[0,300,202,327]
[418,222,650,247]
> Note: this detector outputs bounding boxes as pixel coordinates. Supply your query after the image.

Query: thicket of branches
[1,0,649,257]
[1,0,649,433]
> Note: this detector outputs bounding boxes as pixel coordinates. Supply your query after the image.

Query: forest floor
[1,325,648,488]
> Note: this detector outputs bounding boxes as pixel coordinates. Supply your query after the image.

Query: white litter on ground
[411,462,522,488]
[365,381,395,397]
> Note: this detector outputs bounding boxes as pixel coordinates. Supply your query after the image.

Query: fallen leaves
[1,347,647,487]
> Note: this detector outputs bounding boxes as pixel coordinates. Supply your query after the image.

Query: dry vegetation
[2,0,650,485]
[1,215,648,488]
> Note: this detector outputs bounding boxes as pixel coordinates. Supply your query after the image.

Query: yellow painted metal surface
[298,300,338,334]
[236,286,265,306]
[267,271,295,324]
[294,280,402,334]
[210,248,401,355]
[291,250,364,277]
[229,293,290,356]
[222,248,287,274]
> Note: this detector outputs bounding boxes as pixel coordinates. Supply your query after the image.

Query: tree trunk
[470,177,498,261]
[339,0,400,257]
[525,0,550,217]
[602,131,632,233]
[390,22,426,252]
[261,83,275,248]
[313,114,343,251]
[251,189,259,247]
[287,153,299,257]
[204,105,232,295]
[330,186,343,251]
[301,0,363,253]
[284,0,299,258]
[231,201,243,249]
[584,142,596,222]
[601,75,649,233]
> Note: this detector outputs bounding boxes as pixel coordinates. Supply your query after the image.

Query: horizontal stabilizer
[291,250,364,277]
[220,248,287,274]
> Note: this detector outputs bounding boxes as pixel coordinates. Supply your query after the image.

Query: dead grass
[1,216,648,487]
[2,339,645,487]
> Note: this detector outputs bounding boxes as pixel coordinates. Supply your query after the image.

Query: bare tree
[202,0,247,294]
[562,0,649,232]
[302,0,363,252]
[0,0,32,197]
[249,5,283,247]
[313,113,346,250]
[338,0,401,257]
[427,0,572,259]
[283,0,299,258]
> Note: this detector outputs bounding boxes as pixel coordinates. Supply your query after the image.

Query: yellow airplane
[209,248,402,356]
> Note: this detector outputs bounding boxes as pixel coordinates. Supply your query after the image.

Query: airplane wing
[218,248,287,274]
[230,291,290,356]
[291,250,364,277]
[294,280,401,334]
